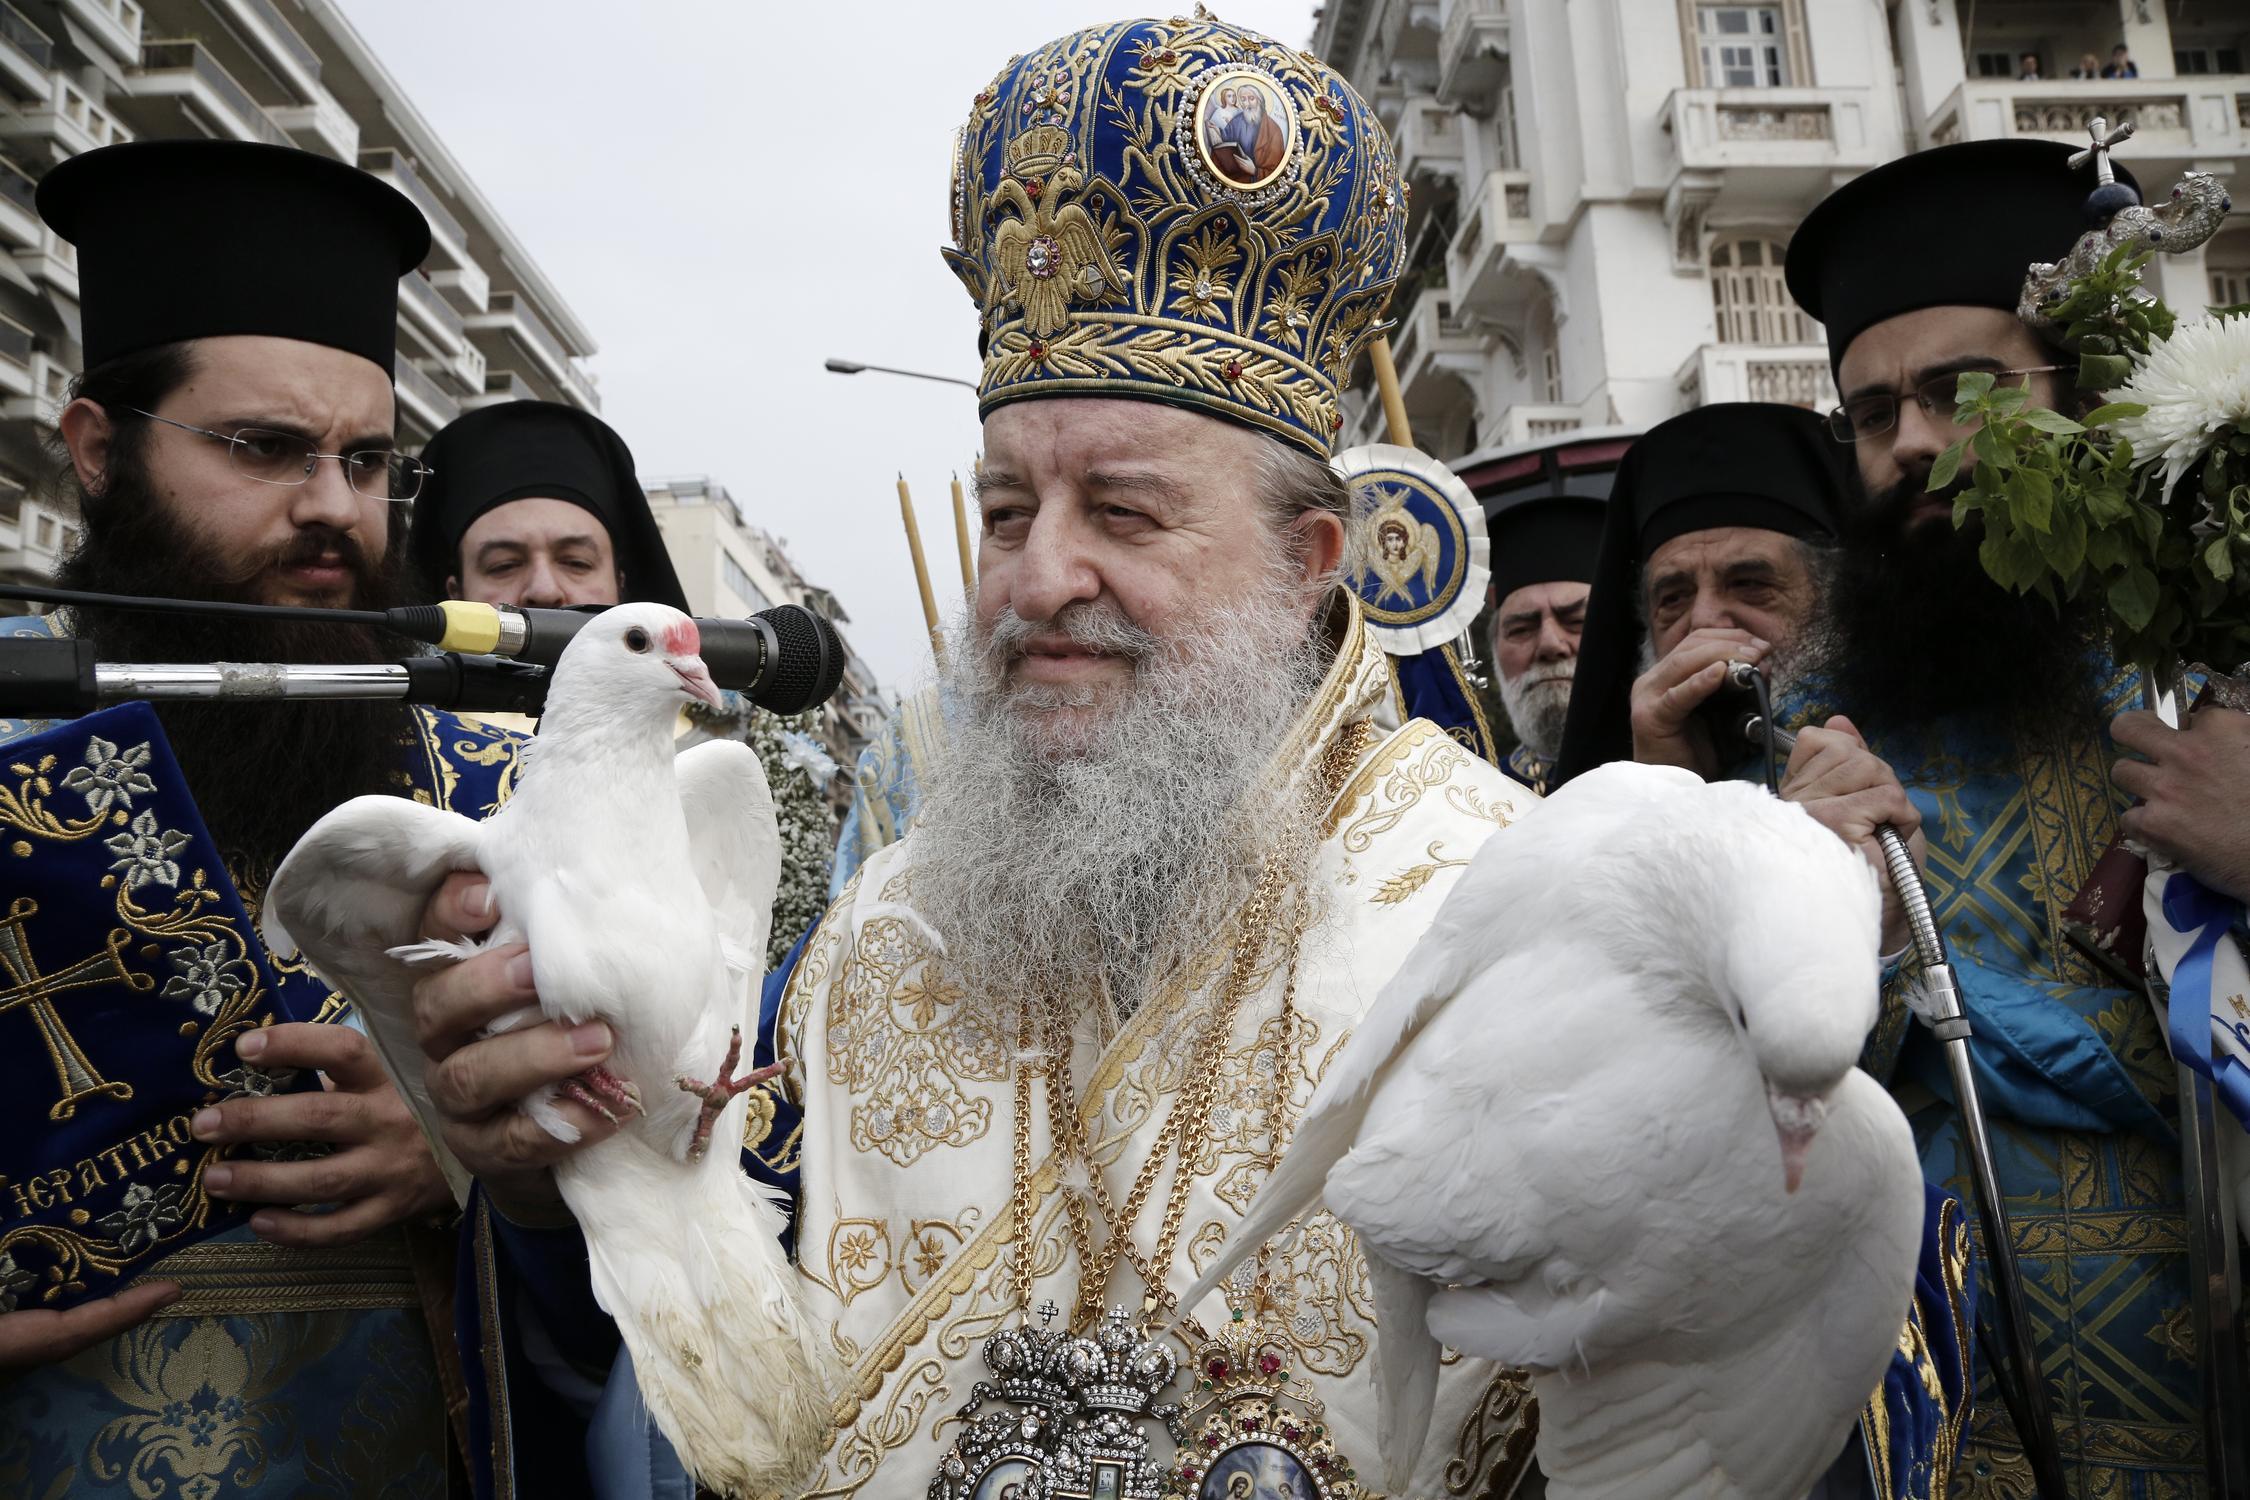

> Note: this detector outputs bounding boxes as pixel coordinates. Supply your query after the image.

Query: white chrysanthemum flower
[2108,314,2250,497]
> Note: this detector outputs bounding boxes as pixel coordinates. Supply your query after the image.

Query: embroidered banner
[0,702,321,1310]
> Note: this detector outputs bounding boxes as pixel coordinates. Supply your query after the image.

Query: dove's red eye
[624,627,652,653]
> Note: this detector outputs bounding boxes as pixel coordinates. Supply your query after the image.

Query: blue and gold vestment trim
[1775,664,2236,1497]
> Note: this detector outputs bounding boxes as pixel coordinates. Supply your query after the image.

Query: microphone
[0,636,551,717]
[383,601,847,715]
[0,585,850,717]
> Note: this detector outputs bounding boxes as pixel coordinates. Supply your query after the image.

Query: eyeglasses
[127,408,433,501]
[1824,365,2067,444]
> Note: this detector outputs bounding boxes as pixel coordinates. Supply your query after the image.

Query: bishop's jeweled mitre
[942,12,1409,457]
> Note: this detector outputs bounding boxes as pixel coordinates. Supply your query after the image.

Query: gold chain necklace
[1010,723,1365,1328]
[937,723,1371,1500]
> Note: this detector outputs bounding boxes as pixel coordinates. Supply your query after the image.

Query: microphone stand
[0,636,552,717]
[1745,707,2069,1500]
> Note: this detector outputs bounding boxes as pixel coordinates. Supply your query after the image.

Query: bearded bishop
[455,15,1545,1498]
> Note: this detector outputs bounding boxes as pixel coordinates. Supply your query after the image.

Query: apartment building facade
[1319,0,2250,463]
[0,0,601,585]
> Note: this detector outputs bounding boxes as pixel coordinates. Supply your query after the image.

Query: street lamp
[824,357,977,391]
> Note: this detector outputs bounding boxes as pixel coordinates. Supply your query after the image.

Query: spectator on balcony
[2071,50,2103,79]
[2017,52,2043,81]
[1481,487,1608,795]
[2102,43,2138,78]
[1550,402,1840,791]
[407,399,686,612]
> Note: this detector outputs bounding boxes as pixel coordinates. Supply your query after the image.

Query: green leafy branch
[2039,243,2175,386]
[1933,364,2250,677]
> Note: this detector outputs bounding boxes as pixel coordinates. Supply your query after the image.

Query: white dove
[261,602,833,1499]
[1181,761,1923,1500]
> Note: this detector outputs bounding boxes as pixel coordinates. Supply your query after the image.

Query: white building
[0,0,602,585]
[1317,0,2250,462]
[643,474,888,790]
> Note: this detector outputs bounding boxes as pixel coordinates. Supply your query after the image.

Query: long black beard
[1816,473,2104,741]
[56,477,415,886]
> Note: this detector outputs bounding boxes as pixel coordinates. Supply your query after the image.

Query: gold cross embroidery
[0,896,148,1120]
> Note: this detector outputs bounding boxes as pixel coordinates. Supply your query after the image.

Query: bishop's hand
[411,872,622,1225]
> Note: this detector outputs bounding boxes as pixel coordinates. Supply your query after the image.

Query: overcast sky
[338,0,1320,696]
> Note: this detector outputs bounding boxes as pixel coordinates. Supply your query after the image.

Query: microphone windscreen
[755,604,845,715]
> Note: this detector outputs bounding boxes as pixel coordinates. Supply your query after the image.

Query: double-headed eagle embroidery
[992,126,1124,338]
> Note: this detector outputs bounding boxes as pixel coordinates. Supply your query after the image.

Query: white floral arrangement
[1936,178,2249,677]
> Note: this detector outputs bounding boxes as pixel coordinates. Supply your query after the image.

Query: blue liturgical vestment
[0,613,523,1498]
[1780,667,2233,1498]
[1500,743,1552,798]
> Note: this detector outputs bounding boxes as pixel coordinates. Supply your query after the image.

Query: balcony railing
[485,293,570,375]
[1925,78,2241,155]
[135,40,293,148]
[0,154,33,215]
[1661,86,1885,179]
[12,75,131,151]
[471,294,595,406]
[233,0,318,80]
[358,148,467,249]
[1445,168,1536,315]
[1395,97,1464,183]
[1499,404,1582,445]
[482,369,533,402]
[394,357,460,432]
[0,3,52,67]
[400,270,466,343]
[61,0,141,60]
[1675,343,1834,413]
[1437,0,1508,106]
[0,312,31,367]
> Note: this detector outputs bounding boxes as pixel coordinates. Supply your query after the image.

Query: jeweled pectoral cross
[2069,115,2137,186]
[0,898,145,1120]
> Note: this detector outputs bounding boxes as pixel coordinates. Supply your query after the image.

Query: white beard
[1498,661,1574,762]
[909,569,1330,1032]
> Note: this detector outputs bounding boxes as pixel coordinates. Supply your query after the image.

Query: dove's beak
[1767,1084,1828,1195]
[670,656,724,709]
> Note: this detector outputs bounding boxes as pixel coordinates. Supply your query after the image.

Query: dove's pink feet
[561,1065,642,1126]
[674,1026,784,1162]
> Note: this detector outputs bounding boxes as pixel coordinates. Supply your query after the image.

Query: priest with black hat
[0,139,544,1491]
[408,399,688,612]
[1769,139,2225,1495]
[1552,403,1844,786]
[1481,486,1607,794]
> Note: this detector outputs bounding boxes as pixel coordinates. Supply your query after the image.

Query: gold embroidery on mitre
[992,124,1126,338]
[946,17,1406,455]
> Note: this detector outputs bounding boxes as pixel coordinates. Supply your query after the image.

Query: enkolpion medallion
[931,1297,1357,1500]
